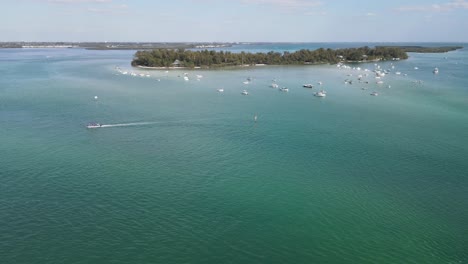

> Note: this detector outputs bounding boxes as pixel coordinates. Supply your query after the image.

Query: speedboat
[271,83,279,88]
[184,76,189,81]
[317,81,323,85]
[303,84,314,88]
[433,67,439,74]
[243,81,250,85]
[279,87,289,92]
[370,91,378,96]
[314,90,326,97]
[86,122,102,129]
[241,90,249,95]
[217,88,224,92]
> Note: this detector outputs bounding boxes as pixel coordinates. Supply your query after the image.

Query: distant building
[172,59,181,67]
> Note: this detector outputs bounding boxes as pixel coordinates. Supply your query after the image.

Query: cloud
[86,3,128,14]
[304,10,327,16]
[48,0,112,3]
[396,0,468,12]
[241,0,322,9]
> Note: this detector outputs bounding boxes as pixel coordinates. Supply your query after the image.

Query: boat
[271,83,279,88]
[279,87,289,92]
[86,122,102,129]
[370,91,378,96]
[395,72,401,75]
[317,81,323,85]
[414,67,419,70]
[241,90,249,95]
[184,76,189,81]
[243,81,250,85]
[314,90,326,97]
[217,88,224,92]
[433,67,439,74]
[303,84,314,88]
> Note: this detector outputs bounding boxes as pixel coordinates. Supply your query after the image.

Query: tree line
[131,46,409,68]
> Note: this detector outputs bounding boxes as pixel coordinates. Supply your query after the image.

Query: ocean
[1,43,467,263]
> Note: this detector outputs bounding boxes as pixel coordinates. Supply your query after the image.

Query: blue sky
[2,0,468,42]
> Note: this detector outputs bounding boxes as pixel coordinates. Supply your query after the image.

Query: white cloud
[304,10,327,16]
[241,0,322,9]
[86,3,128,14]
[48,0,112,3]
[396,0,468,12]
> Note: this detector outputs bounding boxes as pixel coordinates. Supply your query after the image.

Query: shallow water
[1,45,467,264]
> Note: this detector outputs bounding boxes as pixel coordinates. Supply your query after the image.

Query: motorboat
[184,76,189,81]
[303,84,314,88]
[86,122,102,129]
[243,81,250,85]
[314,90,326,97]
[433,67,439,74]
[317,81,323,85]
[217,88,224,92]
[279,87,289,92]
[370,91,378,96]
[271,83,279,88]
[241,90,249,95]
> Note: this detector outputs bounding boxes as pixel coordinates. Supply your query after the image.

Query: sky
[1,0,468,42]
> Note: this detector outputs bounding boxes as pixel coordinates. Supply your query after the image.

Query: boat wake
[91,118,222,129]
[99,122,156,128]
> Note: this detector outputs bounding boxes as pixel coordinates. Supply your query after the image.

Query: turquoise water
[1,45,468,264]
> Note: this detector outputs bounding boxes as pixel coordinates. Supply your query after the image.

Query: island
[131,46,409,68]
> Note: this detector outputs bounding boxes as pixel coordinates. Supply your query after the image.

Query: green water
[1,47,467,263]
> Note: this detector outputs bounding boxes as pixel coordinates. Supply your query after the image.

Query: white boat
[414,67,419,70]
[395,72,401,75]
[370,91,378,96]
[243,81,250,85]
[241,90,249,95]
[303,84,314,88]
[196,75,203,79]
[314,90,326,97]
[86,122,102,129]
[184,76,189,81]
[377,80,384,84]
[279,87,289,92]
[433,67,439,74]
[317,81,323,85]
[217,88,224,92]
[271,83,279,88]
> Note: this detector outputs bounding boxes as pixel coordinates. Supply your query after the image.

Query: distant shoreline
[0,42,464,51]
